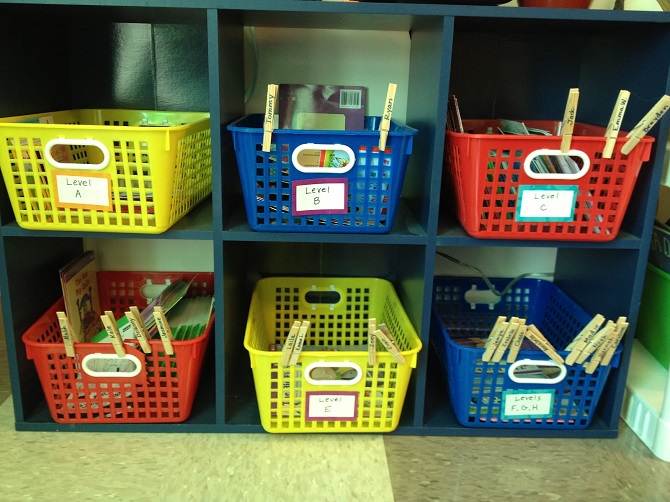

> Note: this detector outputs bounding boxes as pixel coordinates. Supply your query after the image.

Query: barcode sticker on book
[340,89,362,109]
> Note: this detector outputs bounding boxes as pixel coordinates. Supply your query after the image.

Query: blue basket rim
[227,113,418,136]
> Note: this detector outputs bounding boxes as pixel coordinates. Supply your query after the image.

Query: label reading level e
[54,172,112,210]
[305,391,358,421]
[502,390,554,419]
[517,185,578,222]
[293,178,348,215]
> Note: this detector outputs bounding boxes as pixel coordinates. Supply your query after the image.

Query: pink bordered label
[292,178,348,216]
[305,391,358,421]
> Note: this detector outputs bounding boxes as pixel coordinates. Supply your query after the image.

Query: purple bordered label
[292,178,348,216]
[305,391,358,421]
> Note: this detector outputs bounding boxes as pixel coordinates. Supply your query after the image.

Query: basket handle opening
[81,352,143,378]
[523,149,590,180]
[304,361,362,386]
[305,290,341,306]
[508,358,567,385]
[45,138,110,170]
[292,143,356,174]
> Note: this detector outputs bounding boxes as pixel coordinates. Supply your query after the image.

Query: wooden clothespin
[280,321,302,367]
[603,90,630,159]
[288,320,310,366]
[601,317,628,367]
[525,325,564,365]
[575,320,615,365]
[262,84,279,153]
[126,306,152,354]
[56,311,76,357]
[484,316,507,349]
[482,318,510,362]
[560,88,580,152]
[379,83,397,151]
[374,323,405,364]
[101,311,126,357]
[621,95,670,155]
[368,318,377,367]
[491,320,520,363]
[153,306,174,356]
[506,321,527,363]
[584,322,621,374]
[565,314,606,365]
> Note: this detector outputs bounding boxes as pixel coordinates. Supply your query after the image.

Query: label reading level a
[54,172,111,209]
[517,185,577,222]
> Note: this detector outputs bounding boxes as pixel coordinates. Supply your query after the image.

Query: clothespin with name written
[491,318,520,363]
[603,90,630,159]
[482,317,510,362]
[288,320,311,366]
[56,311,77,357]
[368,318,377,367]
[506,320,528,363]
[153,306,174,356]
[280,321,302,367]
[374,323,405,364]
[584,319,623,374]
[565,314,606,365]
[525,325,564,365]
[575,320,615,365]
[379,83,397,151]
[621,95,670,155]
[600,317,628,367]
[100,311,127,357]
[262,84,279,153]
[560,88,580,152]
[126,306,152,354]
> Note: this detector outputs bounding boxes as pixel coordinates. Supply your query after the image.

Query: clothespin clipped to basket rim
[602,90,630,159]
[100,311,127,357]
[126,306,152,354]
[153,306,174,356]
[280,320,302,367]
[368,318,377,367]
[565,313,605,365]
[524,325,564,365]
[56,311,77,357]
[262,84,279,153]
[374,322,405,364]
[379,83,397,152]
[560,88,579,153]
[621,95,670,155]
[288,320,310,366]
[600,316,628,367]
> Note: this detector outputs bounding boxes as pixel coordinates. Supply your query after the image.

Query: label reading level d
[293,178,348,215]
[502,390,554,419]
[54,172,112,210]
[517,185,578,222]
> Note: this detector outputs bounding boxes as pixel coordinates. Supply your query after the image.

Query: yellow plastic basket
[244,277,422,433]
[0,109,211,233]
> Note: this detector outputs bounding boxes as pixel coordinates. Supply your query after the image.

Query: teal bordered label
[501,389,555,420]
[516,185,578,222]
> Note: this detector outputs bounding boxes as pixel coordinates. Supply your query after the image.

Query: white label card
[293,178,348,215]
[305,392,358,421]
[516,185,578,222]
[54,172,112,210]
[502,390,555,419]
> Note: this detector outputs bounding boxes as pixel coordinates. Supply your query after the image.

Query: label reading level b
[293,178,348,215]
[54,171,112,211]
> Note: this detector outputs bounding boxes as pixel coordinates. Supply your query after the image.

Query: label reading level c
[516,185,578,222]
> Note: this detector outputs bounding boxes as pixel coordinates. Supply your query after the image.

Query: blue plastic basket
[227,114,417,233]
[431,277,622,429]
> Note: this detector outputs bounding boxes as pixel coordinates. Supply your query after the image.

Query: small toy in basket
[443,118,654,241]
[227,113,417,233]
[22,271,214,424]
[0,109,212,233]
[431,276,623,429]
[244,277,422,433]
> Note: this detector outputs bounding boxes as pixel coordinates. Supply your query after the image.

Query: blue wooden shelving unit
[0,0,669,437]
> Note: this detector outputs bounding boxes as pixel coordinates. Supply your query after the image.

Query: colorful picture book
[59,251,104,342]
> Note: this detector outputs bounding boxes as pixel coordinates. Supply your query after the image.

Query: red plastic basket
[444,120,654,241]
[22,271,214,424]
